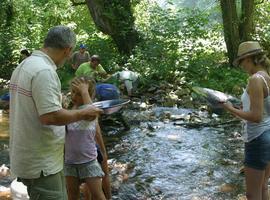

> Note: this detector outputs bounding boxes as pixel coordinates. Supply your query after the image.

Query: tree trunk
[220,0,240,65]
[85,0,140,55]
[220,0,255,66]
[239,0,254,41]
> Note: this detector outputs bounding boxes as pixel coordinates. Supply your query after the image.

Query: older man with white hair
[9,25,102,200]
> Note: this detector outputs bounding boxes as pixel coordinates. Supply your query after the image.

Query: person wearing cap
[222,41,270,200]
[75,55,108,82]
[71,44,90,70]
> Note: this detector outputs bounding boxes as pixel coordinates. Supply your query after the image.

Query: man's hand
[40,105,103,126]
[80,105,103,121]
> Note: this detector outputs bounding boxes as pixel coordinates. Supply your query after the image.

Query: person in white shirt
[110,69,140,96]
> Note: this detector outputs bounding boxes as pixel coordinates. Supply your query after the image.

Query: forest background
[0,0,269,97]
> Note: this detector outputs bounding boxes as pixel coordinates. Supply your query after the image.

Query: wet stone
[219,183,236,193]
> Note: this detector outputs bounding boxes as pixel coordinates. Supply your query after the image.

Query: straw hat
[233,41,264,66]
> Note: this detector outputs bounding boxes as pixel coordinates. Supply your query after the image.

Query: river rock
[173,121,185,126]
[147,123,155,131]
[164,92,179,107]
[159,111,171,120]
[146,132,156,137]
[179,96,194,108]
[189,115,202,123]
[219,183,236,193]
[170,114,186,121]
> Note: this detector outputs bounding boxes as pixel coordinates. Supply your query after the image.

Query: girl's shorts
[64,159,104,180]
[245,129,270,170]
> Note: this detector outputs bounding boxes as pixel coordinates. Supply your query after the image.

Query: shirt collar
[32,50,57,70]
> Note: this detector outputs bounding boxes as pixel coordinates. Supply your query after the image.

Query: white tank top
[241,72,270,142]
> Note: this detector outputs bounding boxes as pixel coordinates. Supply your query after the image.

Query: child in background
[64,77,111,200]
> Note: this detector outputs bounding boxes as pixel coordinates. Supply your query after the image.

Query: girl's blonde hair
[71,76,96,98]
[251,53,270,75]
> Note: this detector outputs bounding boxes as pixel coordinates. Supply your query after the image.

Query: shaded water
[0,107,245,199]
[104,107,245,199]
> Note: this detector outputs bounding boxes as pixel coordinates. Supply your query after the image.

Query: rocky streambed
[0,82,247,199]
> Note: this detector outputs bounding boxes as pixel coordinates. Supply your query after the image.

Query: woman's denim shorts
[245,129,270,170]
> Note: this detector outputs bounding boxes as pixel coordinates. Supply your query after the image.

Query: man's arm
[97,65,108,79]
[39,106,102,125]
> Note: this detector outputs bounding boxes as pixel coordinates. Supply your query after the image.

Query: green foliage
[0,0,76,79]
[1,0,267,97]
[0,0,121,83]
[0,0,16,79]
[128,1,246,94]
[187,52,247,95]
[254,2,270,53]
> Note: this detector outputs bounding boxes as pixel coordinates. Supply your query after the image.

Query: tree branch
[70,0,86,6]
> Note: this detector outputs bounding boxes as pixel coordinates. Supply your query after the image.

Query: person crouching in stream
[64,77,111,200]
[221,41,270,200]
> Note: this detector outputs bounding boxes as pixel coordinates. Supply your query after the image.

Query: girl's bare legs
[85,177,106,200]
[81,183,91,200]
[245,166,265,200]
[66,176,80,200]
[262,164,270,200]
[102,174,111,199]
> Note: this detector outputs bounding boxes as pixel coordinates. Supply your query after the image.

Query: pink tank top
[64,119,97,164]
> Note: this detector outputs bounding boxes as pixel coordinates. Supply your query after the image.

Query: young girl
[222,41,270,200]
[64,77,110,200]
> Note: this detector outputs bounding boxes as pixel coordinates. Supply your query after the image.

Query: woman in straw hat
[222,41,270,200]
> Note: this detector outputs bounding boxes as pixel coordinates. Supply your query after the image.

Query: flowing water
[0,107,245,199]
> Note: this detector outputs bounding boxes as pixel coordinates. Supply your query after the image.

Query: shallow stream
[0,107,245,200]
